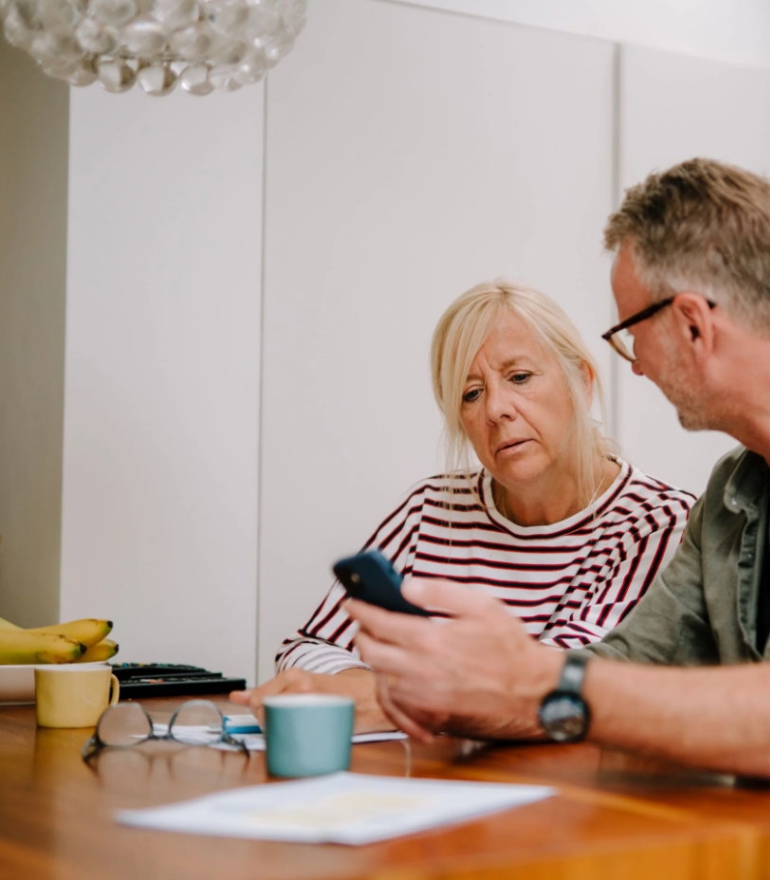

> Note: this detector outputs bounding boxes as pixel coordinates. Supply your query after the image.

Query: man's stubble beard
[656,346,714,433]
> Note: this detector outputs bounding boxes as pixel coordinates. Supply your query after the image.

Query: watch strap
[558,651,590,694]
[537,652,592,743]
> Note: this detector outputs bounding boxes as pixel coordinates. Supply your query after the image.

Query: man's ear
[672,294,715,359]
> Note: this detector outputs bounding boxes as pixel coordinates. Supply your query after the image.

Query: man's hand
[347,577,562,742]
[229,667,395,734]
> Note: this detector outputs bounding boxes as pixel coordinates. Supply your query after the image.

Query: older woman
[231,282,694,730]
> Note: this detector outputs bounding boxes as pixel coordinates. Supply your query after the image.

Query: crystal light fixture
[0,0,306,96]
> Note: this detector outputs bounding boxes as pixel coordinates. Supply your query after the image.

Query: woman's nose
[485,384,516,422]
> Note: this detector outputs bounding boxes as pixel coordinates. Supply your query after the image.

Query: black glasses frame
[82,698,250,763]
[601,297,676,362]
[602,295,716,363]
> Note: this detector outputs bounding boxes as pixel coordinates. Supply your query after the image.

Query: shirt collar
[723,448,770,514]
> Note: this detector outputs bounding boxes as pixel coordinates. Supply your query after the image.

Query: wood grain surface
[0,697,761,880]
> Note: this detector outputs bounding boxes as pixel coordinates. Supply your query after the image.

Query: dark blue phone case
[333,550,430,616]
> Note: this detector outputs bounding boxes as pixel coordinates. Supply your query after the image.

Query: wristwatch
[538,653,591,743]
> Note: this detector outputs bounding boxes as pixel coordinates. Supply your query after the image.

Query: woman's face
[460,309,586,508]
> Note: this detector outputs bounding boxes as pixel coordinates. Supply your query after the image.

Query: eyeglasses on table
[82,698,250,762]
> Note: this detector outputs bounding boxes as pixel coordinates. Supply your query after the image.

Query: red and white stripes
[276,461,695,674]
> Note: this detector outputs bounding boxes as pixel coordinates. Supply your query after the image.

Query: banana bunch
[0,615,118,664]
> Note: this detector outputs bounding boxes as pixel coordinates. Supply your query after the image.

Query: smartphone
[332,549,430,616]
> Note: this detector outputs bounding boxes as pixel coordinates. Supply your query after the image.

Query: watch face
[538,692,589,743]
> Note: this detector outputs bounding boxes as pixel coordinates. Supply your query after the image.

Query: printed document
[116,771,552,845]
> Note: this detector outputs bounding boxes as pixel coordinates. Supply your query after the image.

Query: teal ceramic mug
[263,693,355,778]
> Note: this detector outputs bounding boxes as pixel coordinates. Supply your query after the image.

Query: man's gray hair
[604,157,770,333]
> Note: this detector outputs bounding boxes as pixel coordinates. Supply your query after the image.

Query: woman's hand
[229,667,396,734]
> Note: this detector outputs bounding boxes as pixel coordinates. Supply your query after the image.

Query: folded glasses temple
[82,734,103,763]
[221,732,251,755]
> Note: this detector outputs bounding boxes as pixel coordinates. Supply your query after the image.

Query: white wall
[0,42,68,627]
[614,44,770,494]
[61,88,264,677]
[389,0,770,66]
[258,0,614,677]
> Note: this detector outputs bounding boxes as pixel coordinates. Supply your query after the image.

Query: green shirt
[585,446,770,666]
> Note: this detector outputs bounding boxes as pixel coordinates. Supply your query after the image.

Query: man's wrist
[499,646,565,739]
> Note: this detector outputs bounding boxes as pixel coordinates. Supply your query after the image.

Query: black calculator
[111,663,247,698]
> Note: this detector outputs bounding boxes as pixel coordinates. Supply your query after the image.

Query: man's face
[610,242,710,431]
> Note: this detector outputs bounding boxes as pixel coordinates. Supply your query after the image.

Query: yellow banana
[76,638,119,663]
[0,630,86,664]
[25,618,113,648]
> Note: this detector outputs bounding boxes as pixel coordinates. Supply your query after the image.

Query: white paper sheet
[115,772,553,845]
[234,730,409,752]
[152,720,408,751]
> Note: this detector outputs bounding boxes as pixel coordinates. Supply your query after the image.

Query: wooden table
[0,696,761,880]
[465,738,770,878]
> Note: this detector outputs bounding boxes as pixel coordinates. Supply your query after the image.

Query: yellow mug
[35,664,120,728]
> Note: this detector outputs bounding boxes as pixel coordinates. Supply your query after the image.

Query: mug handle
[108,674,120,706]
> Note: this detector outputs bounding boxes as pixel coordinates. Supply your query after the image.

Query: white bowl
[0,662,109,703]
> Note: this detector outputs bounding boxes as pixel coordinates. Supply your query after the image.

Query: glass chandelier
[0,0,306,95]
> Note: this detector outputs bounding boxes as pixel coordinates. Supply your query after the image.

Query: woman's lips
[495,438,530,455]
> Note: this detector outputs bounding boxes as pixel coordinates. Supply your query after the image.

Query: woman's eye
[462,387,482,403]
[509,372,531,385]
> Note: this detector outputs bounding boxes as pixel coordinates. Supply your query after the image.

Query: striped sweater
[276,460,695,673]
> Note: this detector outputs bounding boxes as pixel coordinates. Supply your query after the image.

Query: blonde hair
[430,281,611,509]
[604,157,770,333]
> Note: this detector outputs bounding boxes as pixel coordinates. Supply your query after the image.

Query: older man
[347,157,770,778]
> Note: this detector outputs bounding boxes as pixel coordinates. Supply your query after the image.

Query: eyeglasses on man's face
[82,699,250,763]
[602,295,716,363]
